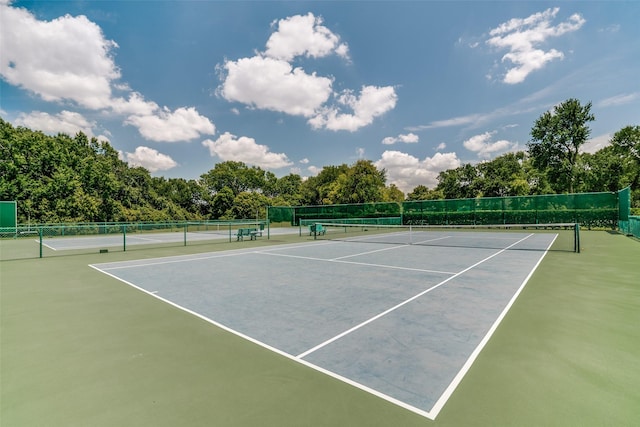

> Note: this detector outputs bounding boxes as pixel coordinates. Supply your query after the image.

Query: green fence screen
[270,190,626,228]
[0,201,17,228]
[268,202,402,226]
[618,216,640,239]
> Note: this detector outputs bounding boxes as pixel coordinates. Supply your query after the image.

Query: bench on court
[309,223,326,236]
[236,227,258,241]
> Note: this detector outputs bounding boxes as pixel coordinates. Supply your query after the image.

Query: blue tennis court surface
[91,231,556,419]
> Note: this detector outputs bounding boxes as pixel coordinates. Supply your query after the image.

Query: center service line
[295,233,534,359]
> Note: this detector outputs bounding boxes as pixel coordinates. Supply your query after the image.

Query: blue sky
[1,1,639,193]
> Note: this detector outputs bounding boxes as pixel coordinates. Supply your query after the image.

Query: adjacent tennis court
[37,226,299,251]
[91,229,557,419]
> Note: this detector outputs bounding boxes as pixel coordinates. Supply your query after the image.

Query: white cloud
[15,110,95,136]
[598,24,620,33]
[375,150,461,192]
[218,56,333,117]
[125,146,177,172]
[407,97,543,132]
[265,13,349,61]
[486,8,585,84]
[597,92,640,108]
[407,112,484,131]
[125,107,215,142]
[580,133,611,154]
[202,132,293,169]
[109,92,159,116]
[436,142,447,150]
[0,2,216,143]
[0,3,119,109]
[307,165,323,176]
[218,13,395,132]
[382,132,419,145]
[299,158,310,164]
[309,85,397,132]
[463,131,516,158]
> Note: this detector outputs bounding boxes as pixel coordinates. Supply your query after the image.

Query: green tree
[579,146,625,193]
[335,160,386,204]
[476,152,529,197]
[210,187,235,219]
[436,164,481,199]
[228,192,270,219]
[406,185,444,201]
[528,98,595,193]
[611,125,640,163]
[382,184,404,202]
[299,164,349,205]
[199,161,266,197]
[611,125,640,207]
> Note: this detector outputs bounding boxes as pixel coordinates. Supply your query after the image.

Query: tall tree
[611,125,640,163]
[336,160,386,204]
[199,161,266,197]
[299,164,349,205]
[528,98,595,193]
[436,164,481,199]
[406,185,444,201]
[476,152,529,197]
[611,125,640,207]
[382,184,405,202]
[580,146,625,193]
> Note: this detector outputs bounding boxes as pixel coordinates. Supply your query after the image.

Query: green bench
[236,227,258,241]
[309,223,326,236]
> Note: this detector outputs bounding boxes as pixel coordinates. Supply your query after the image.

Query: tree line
[1,99,638,224]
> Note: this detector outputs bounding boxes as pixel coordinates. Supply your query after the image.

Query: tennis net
[310,222,580,252]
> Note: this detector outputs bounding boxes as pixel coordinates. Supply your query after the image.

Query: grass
[1,231,639,426]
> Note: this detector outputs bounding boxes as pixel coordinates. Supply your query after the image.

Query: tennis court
[37,226,299,251]
[91,229,557,419]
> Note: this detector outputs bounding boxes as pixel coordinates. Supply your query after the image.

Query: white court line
[428,232,557,419]
[39,240,58,251]
[98,250,256,270]
[127,236,163,242]
[406,235,452,246]
[256,250,456,275]
[295,233,535,359]
[93,240,337,271]
[89,231,552,420]
[332,235,451,260]
[88,262,435,419]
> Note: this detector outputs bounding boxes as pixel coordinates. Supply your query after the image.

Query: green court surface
[1,231,639,426]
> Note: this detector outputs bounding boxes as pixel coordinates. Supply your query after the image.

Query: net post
[184,222,187,246]
[39,227,43,258]
[123,224,126,252]
[574,223,580,253]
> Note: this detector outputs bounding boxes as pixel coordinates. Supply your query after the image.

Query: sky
[1,0,639,193]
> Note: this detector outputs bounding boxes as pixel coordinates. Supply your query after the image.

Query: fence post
[123,225,126,252]
[39,227,43,258]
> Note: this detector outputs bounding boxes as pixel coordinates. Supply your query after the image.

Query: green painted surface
[1,231,638,426]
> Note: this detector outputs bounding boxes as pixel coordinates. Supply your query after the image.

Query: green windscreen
[0,201,17,228]
[269,191,622,229]
[618,187,630,221]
